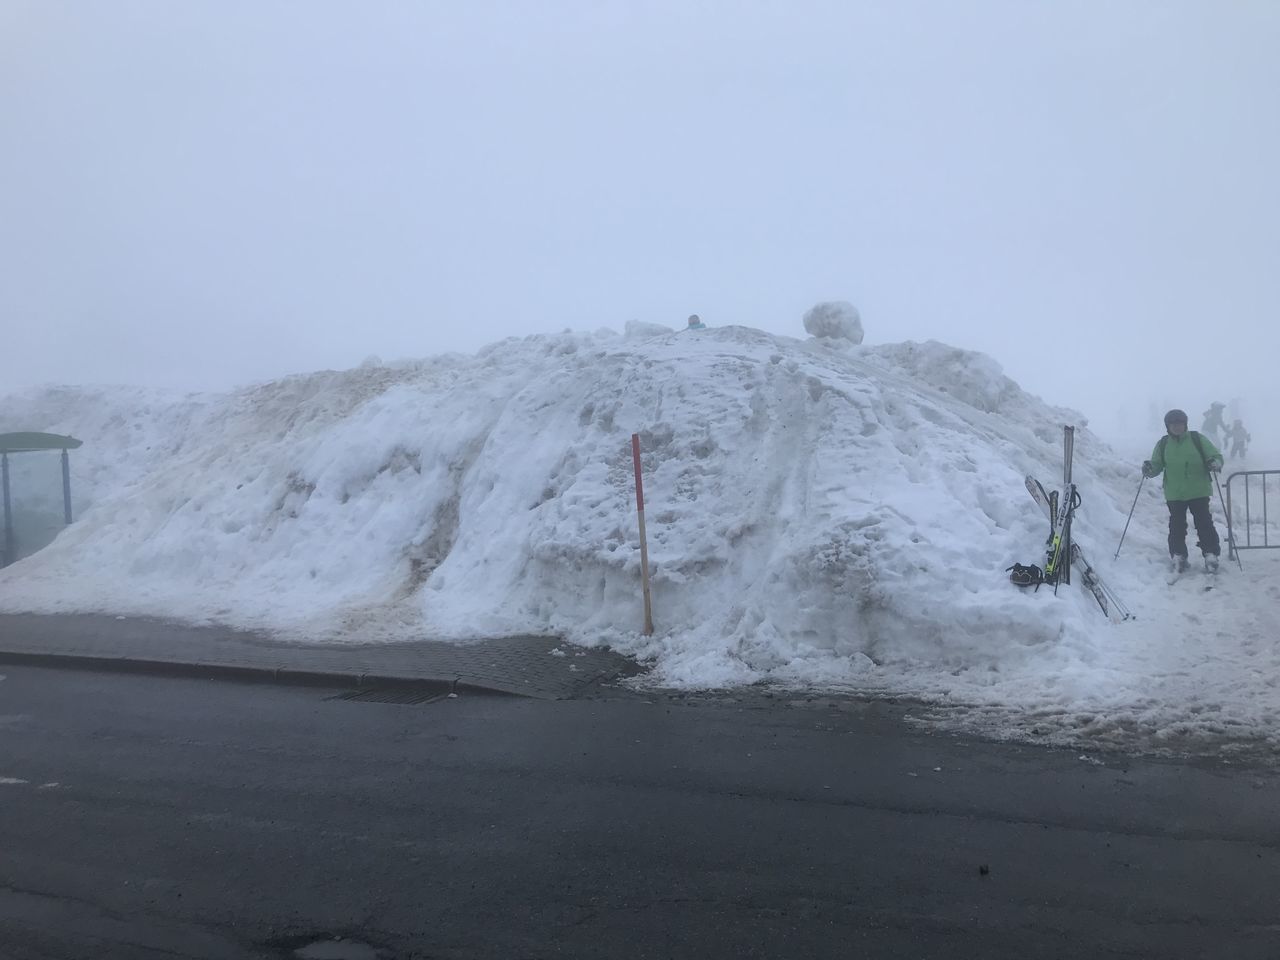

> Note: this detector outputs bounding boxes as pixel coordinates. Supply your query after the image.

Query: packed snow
[2,322,1278,756]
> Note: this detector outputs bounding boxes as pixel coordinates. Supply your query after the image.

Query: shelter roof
[0,432,83,454]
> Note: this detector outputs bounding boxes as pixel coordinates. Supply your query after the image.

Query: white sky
[3,1,1279,442]
[3,325,1279,755]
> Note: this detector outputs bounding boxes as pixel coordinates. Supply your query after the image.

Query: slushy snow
[2,324,1278,756]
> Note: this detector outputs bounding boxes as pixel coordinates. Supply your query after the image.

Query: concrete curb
[0,614,646,700]
[0,649,519,697]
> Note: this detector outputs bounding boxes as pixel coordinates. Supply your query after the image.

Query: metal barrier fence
[1223,470,1280,558]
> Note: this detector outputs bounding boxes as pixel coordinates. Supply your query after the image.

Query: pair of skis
[1039,425,1077,588]
[1069,541,1133,618]
[1024,471,1136,627]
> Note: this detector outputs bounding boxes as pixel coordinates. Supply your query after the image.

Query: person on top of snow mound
[1142,408,1224,573]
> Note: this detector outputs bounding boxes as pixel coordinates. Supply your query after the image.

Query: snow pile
[2,324,1278,754]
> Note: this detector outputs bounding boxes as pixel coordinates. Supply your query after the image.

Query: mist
[2,0,1277,453]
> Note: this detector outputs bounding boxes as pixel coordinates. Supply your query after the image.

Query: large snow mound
[3,324,1278,754]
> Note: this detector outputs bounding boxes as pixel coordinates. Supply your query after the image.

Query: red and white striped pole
[631,433,654,635]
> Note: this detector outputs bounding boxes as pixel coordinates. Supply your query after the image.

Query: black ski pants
[1166,496,1220,558]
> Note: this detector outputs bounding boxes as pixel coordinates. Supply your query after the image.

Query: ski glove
[1208,458,1223,473]
[1141,460,1156,478]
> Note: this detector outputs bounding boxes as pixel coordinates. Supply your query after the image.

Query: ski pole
[1115,475,1145,559]
[1212,471,1243,571]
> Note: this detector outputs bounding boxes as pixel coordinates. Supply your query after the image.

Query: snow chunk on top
[625,319,674,338]
[803,301,864,344]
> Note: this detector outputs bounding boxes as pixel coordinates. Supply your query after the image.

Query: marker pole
[631,434,654,635]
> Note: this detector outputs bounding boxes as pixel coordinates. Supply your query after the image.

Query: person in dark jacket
[1143,408,1224,572]
[1200,401,1227,445]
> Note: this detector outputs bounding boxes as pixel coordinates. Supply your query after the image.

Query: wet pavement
[2,664,1278,959]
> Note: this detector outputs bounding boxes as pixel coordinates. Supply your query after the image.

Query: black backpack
[1007,562,1045,590]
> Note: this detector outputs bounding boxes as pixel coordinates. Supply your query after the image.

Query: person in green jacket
[1142,408,1224,572]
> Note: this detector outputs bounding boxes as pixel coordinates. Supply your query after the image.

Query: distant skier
[1222,419,1251,461]
[686,314,707,330]
[1142,408,1224,573]
[1200,401,1227,445]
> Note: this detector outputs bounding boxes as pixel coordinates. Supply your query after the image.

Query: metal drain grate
[333,686,453,705]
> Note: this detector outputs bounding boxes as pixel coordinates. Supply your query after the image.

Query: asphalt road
[1,665,1278,960]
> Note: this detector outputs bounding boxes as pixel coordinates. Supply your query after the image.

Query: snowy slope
[2,325,1277,754]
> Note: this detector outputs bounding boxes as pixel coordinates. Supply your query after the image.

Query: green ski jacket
[1148,431,1223,501]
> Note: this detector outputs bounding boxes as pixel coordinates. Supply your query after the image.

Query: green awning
[0,432,84,454]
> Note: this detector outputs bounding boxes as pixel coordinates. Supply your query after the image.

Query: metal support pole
[2,452,11,567]
[61,448,73,524]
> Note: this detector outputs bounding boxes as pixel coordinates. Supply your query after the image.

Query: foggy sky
[2,0,1277,443]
